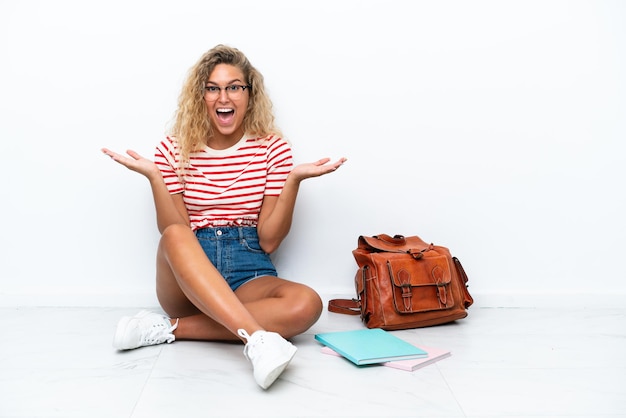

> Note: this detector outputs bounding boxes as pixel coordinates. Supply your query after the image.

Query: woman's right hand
[101,148,161,180]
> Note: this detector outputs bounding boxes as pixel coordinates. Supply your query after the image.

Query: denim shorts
[194,227,278,291]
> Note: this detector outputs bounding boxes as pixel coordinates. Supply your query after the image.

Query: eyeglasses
[204,84,251,100]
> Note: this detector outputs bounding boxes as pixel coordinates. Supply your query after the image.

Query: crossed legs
[155,224,323,342]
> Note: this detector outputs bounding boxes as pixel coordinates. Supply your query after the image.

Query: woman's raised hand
[101,148,161,180]
[290,157,347,182]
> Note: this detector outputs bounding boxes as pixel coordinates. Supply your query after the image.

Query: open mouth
[216,108,235,123]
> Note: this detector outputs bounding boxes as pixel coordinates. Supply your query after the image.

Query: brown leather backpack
[328,234,474,330]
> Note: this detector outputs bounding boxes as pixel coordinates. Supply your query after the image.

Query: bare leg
[155,224,323,342]
[155,224,263,341]
[174,276,322,340]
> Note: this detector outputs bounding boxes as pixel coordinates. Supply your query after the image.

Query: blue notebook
[314,328,428,365]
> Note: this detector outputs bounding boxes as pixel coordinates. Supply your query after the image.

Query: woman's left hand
[101,148,161,180]
[290,157,347,182]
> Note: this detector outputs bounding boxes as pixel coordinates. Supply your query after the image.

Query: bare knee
[160,223,194,247]
[156,224,203,317]
[283,286,323,337]
[158,224,200,263]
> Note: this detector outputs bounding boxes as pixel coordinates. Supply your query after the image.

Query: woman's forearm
[257,176,301,253]
[101,148,189,233]
[256,157,346,253]
[148,174,189,234]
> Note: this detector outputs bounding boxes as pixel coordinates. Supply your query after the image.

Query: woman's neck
[206,131,244,150]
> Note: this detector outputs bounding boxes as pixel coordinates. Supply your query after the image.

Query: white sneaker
[238,329,297,389]
[113,310,178,350]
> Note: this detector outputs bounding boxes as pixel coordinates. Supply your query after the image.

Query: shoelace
[142,317,179,345]
[238,329,262,360]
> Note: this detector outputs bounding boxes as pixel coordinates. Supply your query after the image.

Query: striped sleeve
[265,136,293,196]
[154,136,184,194]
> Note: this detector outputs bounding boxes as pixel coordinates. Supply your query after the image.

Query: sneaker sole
[112,315,134,350]
[112,310,151,350]
[258,346,298,389]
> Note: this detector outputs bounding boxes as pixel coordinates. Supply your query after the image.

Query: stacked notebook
[315,328,450,371]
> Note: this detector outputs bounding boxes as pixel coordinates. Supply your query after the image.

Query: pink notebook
[321,345,451,371]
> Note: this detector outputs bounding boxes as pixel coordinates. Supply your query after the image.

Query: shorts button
[216,230,223,236]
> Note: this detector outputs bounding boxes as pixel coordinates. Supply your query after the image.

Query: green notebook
[314,328,428,365]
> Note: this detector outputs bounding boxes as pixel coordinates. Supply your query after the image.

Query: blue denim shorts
[194,227,278,291]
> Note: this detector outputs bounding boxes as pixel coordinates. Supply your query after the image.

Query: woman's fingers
[101,148,158,178]
[125,149,144,160]
[292,157,347,180]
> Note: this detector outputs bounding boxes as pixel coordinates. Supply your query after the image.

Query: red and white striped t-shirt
[155,134,293,231]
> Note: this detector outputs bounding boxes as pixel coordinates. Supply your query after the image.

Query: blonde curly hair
[169,45,281,174]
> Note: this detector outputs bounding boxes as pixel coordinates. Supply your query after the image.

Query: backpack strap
[327,298,361,315]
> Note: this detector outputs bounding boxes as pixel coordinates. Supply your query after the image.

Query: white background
[1,0,624,307]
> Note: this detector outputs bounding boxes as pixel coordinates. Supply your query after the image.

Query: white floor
[2,302,625,418]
